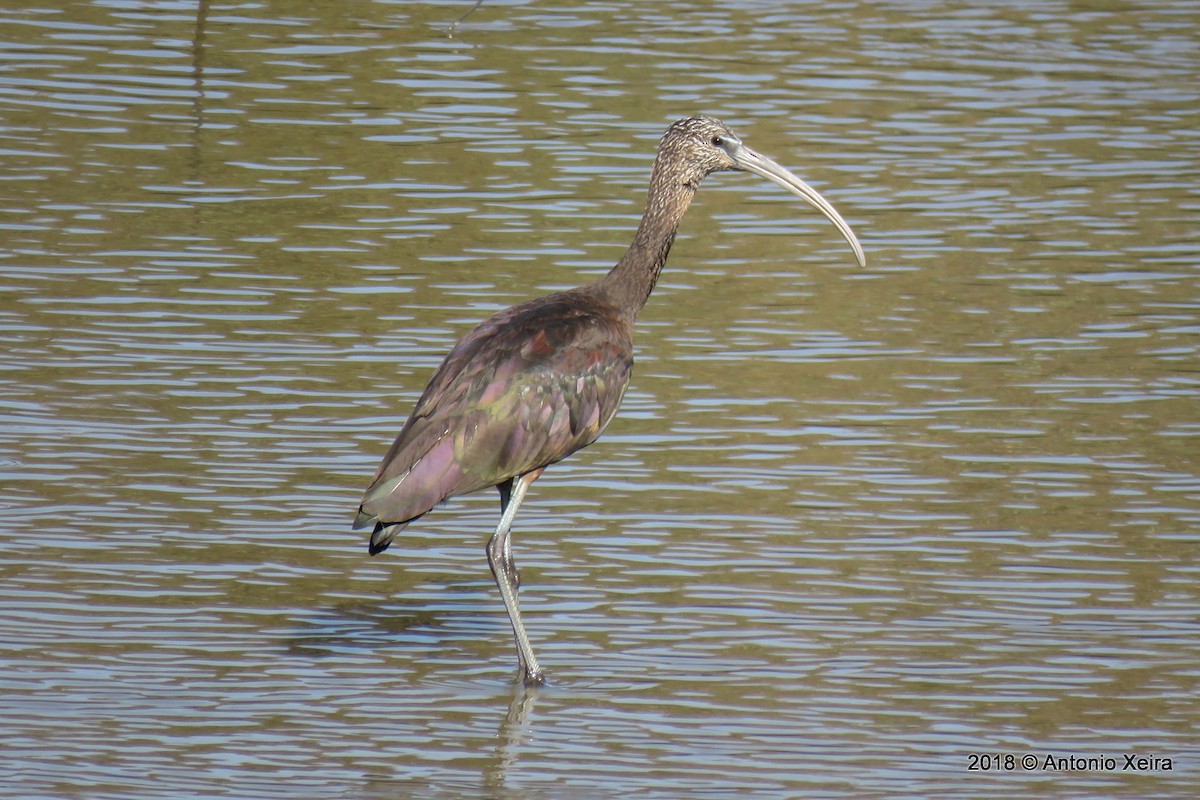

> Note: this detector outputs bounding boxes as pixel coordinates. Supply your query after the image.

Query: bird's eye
[711,135,724,147]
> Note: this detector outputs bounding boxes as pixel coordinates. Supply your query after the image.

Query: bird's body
[355,116,865,685]
[356,287,632,552]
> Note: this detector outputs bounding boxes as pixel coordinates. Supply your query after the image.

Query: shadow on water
[283,588,499,659]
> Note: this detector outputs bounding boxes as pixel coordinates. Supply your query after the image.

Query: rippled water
[2,1,1197,798]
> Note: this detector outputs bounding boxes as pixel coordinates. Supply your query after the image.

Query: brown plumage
[355,115,865,685]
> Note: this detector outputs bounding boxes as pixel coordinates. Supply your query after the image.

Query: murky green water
[2,1,1197,797]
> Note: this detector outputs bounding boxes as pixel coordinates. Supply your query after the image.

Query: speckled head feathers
[655,116,743,186]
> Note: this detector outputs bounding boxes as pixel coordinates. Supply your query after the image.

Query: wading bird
[355,115,865,685]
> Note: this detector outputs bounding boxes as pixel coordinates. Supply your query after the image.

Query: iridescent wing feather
[355,290,633,547]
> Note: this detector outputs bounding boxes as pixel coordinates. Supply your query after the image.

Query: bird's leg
[487,469,545,686]
[494,479,520,590]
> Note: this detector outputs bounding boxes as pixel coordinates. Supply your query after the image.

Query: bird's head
[658,115,866,267]
[660,115,744,182]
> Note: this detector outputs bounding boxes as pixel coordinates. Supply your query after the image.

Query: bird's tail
[367,521,405,555]
[353,505,406,555]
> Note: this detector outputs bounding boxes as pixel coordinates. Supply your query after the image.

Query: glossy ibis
[355,115,865,685]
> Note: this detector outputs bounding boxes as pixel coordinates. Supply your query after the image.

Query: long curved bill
[731,144,866,268]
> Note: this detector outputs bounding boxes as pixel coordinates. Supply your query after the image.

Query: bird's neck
[594,173,697,323]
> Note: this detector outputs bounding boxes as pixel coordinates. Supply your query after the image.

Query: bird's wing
[357,291,633,526]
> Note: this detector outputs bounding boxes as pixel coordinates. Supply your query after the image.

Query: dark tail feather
[368,521,403,556]
[353,506,399,555]
[355,505,423,555]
